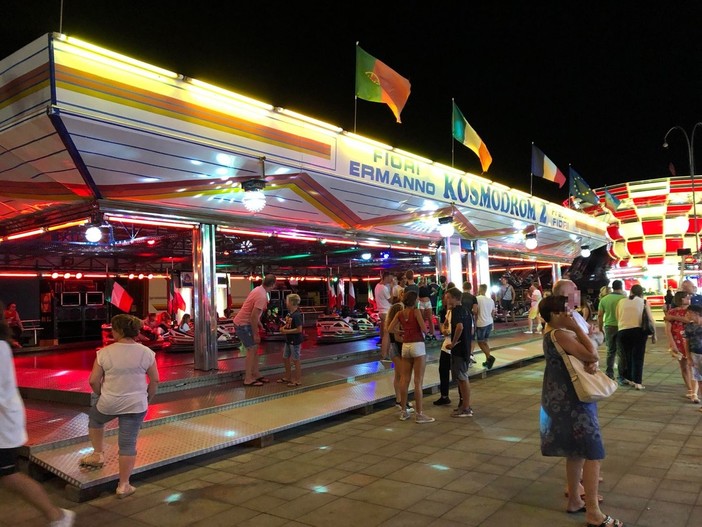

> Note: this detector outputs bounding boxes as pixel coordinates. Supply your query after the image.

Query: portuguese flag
[355,45,411,123]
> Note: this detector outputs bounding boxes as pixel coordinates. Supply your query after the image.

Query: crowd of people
[7,268,702,527]
[374,269,503,423]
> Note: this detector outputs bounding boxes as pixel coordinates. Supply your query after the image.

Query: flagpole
[530,141,534,196]
[354,41,359,134]
[451,98,455,168]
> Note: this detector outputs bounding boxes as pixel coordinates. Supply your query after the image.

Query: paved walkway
[5,332,702,527]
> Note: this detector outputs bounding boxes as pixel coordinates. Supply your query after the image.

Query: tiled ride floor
[4,338,702,527]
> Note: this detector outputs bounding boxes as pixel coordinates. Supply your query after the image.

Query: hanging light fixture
[525,232,538,250]
[580,245,591,258]
[241,156,267,213]
[84,211,108,242]
[438,216,455,238]
[85,225,103,242]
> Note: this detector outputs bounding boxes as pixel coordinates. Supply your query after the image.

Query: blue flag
[569,167,600,207]
[604,188,621,213]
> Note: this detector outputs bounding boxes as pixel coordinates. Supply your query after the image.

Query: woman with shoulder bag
[616,284,656,390]
[539,295,623,527]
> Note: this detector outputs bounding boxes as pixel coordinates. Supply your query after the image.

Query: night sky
[3,2,702,205]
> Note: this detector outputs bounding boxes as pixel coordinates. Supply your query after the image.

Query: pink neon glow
[105,215,194,229]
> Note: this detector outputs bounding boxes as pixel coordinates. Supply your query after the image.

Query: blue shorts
[691,353,702,382]
[475,324,492,342]
[283,343,301,360]
[235,324,255,348]
[389,341,402,358]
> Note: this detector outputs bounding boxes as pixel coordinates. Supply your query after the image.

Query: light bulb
[438,223,455,238]
[85,226,102,242]
[525,237,538,250]
[242,191,266,212]
[581,246,591,258]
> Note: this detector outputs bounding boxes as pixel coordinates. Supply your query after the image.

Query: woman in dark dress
[539,295,623,527]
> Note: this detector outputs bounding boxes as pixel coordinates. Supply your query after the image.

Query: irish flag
[328,279,337,310]
[347,279,356,310]
[452,101,492,172]
[355,45,411,123]
[336,276,345,309]
[531,144,566,188]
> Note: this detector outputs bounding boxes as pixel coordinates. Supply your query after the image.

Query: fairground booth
[578,177,702,306]
[0,33,608,369]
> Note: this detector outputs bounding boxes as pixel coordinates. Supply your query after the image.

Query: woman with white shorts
[418,277,436,340]
[388,291,434,423]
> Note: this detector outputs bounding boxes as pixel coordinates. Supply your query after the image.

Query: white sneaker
[50,509,76,527]
[399,411,411,421]
[415,413,435,424]
[524,330,533,334]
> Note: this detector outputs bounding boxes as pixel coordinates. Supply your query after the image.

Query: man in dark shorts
[444,287,473,417]
[498,276,517,324]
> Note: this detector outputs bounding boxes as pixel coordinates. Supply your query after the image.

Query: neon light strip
[105,215,195,229]
[0,272,40,277]
[6,228,46,240]
[60,35,180,79]
[46,219,90,231]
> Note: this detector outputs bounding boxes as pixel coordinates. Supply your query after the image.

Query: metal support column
[192,224,218,371]
[474,240,490,288]
[445,235,463,286]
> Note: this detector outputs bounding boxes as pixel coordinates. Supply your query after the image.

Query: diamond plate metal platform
[24,334,544,502]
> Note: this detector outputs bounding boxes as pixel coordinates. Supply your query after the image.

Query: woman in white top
[79,314,159,499]
[616,284,657,389]
[0,305,76,525]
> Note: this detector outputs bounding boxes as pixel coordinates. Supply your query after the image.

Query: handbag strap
[640,299,647,327]
[549,330,580,384]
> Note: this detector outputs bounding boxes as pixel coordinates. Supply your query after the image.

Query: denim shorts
[283,342,301,360]
[88,408,147,456]
[235,324,255,348]
[389,341,402,358]
[692,353,702,382]
[475,324,493,342]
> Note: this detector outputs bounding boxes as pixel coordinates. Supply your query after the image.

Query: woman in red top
[388,291,434,424]
[665,291,696,401]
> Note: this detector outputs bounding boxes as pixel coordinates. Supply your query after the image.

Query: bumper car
[316,314,374,344]
[168,318,239,352]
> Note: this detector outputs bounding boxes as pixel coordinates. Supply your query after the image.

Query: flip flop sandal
[116,484,137,499]
[287,382,301,387]
[566,506,586,514]
[257,377,271,383]
[586,514,623,527]
[243,380,264,387]
[276,378,291,383]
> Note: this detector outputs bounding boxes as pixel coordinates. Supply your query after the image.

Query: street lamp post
[663,123,702,257]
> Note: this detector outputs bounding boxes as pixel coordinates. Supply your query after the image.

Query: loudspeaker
[677,248,692,256]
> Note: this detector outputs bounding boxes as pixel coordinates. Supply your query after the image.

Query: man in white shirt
[525,285,543,334]
[475,284,496,369]
[375,272,393,360]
